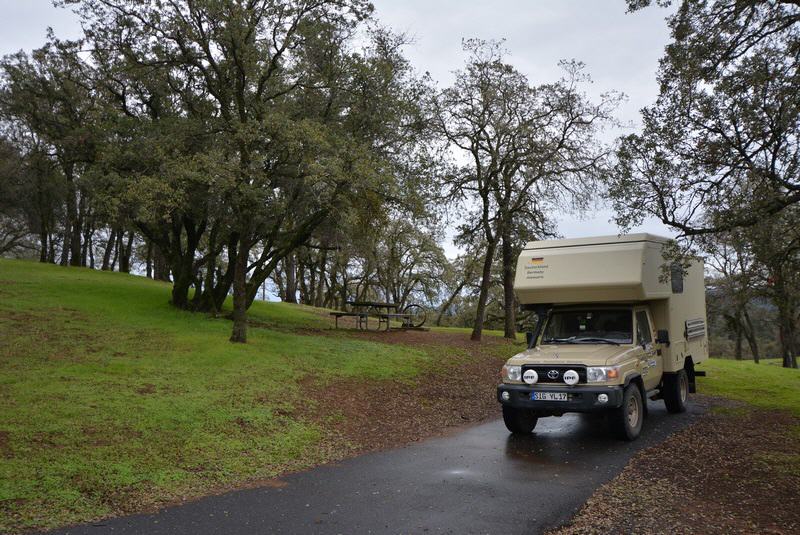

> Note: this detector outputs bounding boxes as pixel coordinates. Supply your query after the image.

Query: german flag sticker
[530,257,544,264]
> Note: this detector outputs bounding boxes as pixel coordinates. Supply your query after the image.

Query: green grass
[0,259,495,533]
[698,358,800,416]
[429,324,519,339]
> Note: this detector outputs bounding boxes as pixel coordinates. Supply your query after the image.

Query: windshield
[542,309,633,345]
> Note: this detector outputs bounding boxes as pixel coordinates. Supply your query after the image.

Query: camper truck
[497,234,708,440]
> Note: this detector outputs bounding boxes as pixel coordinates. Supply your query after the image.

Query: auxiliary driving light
[501,391,511,402]
[597,393,609,403]
[563,369,579,385]
[523,369,538,384]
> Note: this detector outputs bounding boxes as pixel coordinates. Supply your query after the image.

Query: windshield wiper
[572,337,621,346]
[542,337,579,344]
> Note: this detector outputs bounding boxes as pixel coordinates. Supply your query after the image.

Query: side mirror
[525,331,534,347]
[656,329,670,346]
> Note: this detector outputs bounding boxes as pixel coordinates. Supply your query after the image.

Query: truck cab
[497,234,708,440]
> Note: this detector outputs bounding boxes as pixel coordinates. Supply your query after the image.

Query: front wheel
[662,369,689,413]
[502,406,538,434]
[609,384,644,441]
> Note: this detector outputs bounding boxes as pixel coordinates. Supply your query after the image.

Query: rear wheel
[502,406,538,434]
[609,384,644,441]
[663,369,689,413]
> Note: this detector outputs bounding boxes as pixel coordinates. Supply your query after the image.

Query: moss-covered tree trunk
[471,240,496,342]
[501,230,517,340]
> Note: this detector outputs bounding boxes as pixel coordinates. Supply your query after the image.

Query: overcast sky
[0,0,679,251]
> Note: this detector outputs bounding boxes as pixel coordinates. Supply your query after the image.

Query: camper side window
[670,262,684,294]
[636,311,652,346]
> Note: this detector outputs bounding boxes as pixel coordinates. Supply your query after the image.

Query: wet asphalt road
[49,401,702,535]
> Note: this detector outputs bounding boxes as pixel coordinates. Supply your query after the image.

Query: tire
[609,384,644,441]
[502,406,538,434]
[663,369,689,414]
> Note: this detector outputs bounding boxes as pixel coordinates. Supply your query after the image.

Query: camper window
[670,262,684,293]
[541,309,633,345]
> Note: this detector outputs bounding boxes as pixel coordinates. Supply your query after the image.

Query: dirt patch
[550,397,800,535]
[300,329,514,456]
[0,430,11,458]
[136,383,156,395]
[345,328,498,349]
[0,308,95,362]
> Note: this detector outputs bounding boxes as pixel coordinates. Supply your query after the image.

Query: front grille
[522,365,587,384]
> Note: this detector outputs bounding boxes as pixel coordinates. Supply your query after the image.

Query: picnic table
[330,300,427,331]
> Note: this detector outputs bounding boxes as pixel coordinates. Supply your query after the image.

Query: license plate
[531,392,569,401]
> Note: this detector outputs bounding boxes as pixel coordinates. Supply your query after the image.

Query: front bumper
[497,383,624,413]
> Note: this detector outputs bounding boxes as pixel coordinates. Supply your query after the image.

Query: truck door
[635,308,661,391]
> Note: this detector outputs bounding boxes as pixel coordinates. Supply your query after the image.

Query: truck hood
[507,344,636,366]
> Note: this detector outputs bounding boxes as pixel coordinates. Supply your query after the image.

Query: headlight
[587,366,620,383]
[502,365,522,382]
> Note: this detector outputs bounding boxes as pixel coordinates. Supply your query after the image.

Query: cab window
[636,310,652,346]
[542,309,633,344]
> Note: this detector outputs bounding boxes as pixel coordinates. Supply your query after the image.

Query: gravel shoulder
[550,396,800,535]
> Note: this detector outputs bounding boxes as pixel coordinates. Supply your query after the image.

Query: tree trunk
[314,249,328,308]
[60,172,76,266]
[80,220,93,267]
[471,240,497,342]
[39,231,48,263]
[119,231,134,273]
[742,308,759,363]
[340,272,349,310]
[146,240,153,279]
[208,238,237,311]
[170,256,195,309]
[110,230,122,271]
[299,261,309,304]
[436,281,466,326]
[59,222,71,266]
[101,228,116,271]
[230,238,250,343]
[273,264,286,301]
[777,301,798,368]
[190,276,204,309]
[307,264,316,306]
[501,231,517,340]
[734,321,743,361]
[285,253,298,304]
[48,233,56,263]
[153,244,170,281]
[69,190,83,267]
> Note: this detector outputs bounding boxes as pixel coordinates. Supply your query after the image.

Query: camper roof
[523,233,669,250]
[514,234,675,305]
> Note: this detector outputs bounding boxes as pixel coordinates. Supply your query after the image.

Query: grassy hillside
[699,358,800,416]
[0,259,512,533]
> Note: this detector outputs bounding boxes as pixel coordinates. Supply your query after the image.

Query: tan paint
[506,234,709,385]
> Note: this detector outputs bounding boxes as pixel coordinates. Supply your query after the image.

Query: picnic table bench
[329,301,427,331]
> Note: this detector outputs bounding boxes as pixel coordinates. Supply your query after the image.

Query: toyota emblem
[547,370,560,380]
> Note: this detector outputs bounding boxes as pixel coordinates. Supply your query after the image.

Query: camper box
[513,233,709,372]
